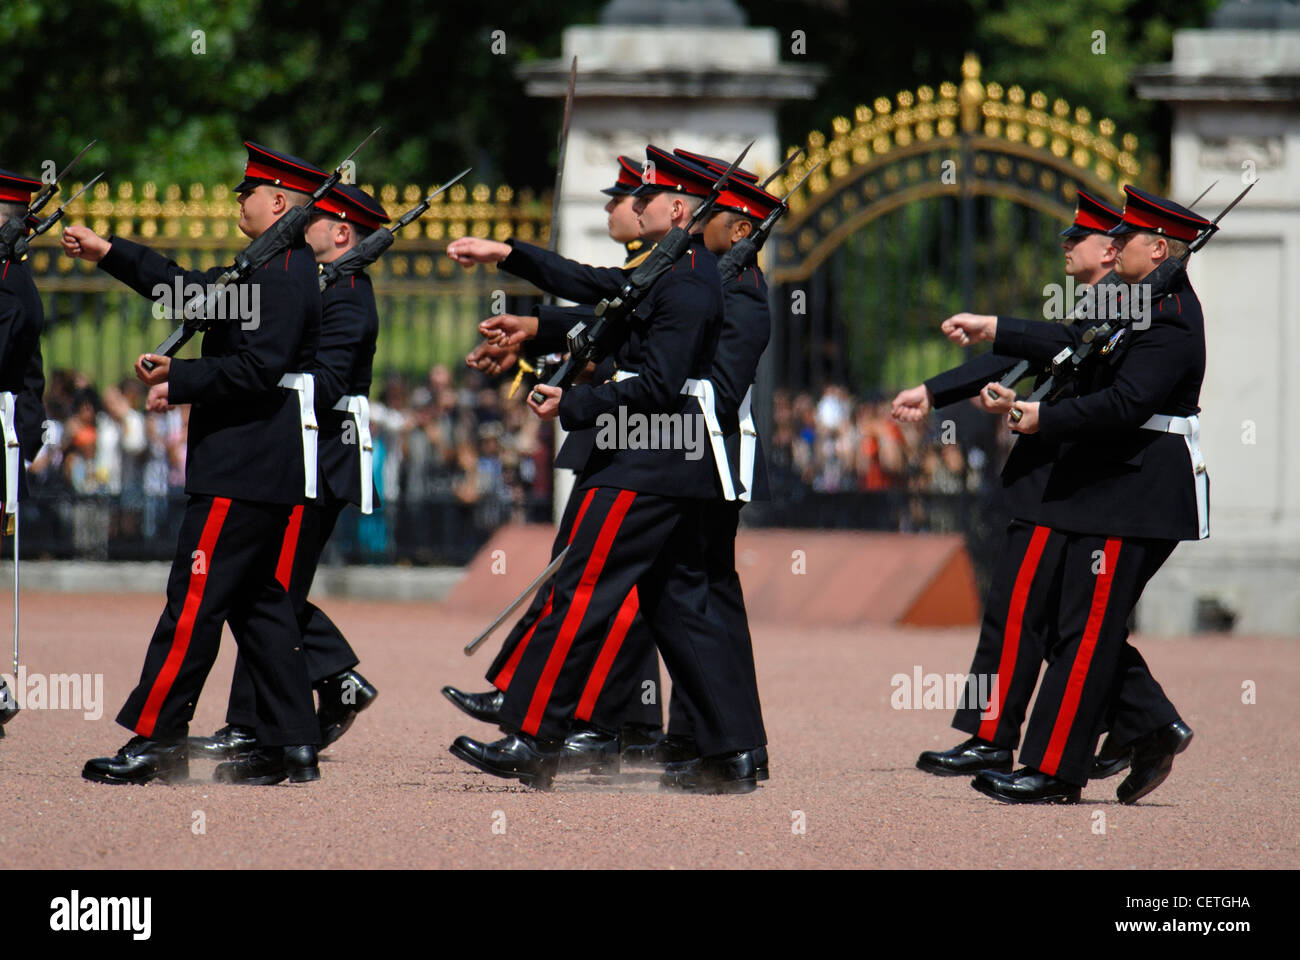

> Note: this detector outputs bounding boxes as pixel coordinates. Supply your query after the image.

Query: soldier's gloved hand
[61,225,111,262]
[942,312,997,346]
[981,381,1016,414]
[717,238,757,283]
[890,384,932,422]
[446,237,511,267]
[479,313,537,345]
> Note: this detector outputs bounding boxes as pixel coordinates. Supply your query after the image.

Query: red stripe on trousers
[1039,538,1122,775]
[574,587,640,721]
[275,505,305,589]
[136,497,232,737]
[978,525,1052,741]
[492,488,597,692]
[523,489,637,735]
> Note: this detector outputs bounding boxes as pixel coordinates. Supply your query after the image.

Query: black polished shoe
[560,725,620,775]
[0,676,18,725]
[1117,720,1193,805]
[317,669,379,748]
[441,686,505,724]
[214,745,320,785]
[449,733,559,789]
[660,749,764,795]
[621,733,699,768]
[82,735,190,785]
[971,766,1081,804]
[188,724,258,760]
[917,736,1012,776]
[1091,734,1133,780]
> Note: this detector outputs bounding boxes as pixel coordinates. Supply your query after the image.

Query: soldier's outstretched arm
[497,239,626,304]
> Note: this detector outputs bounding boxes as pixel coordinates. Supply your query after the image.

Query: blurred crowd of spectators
[27,369,999,557]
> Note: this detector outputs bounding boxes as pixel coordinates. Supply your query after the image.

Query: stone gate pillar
[1134,2,1300,634]
[516,0,823,519]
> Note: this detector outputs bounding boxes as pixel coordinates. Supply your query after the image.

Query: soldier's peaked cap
[313,183,390,231]
[1107,186,1211,243]
[671,148,760,185]
[1061,189,1122,238]
[668,152,780,220]
[601,156,644,197]
[235,142,325,195]
[633,145,716,199]
[0,168,43,205]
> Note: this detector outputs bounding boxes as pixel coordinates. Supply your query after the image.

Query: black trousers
[952,520,1176,763]
[486,482,662,731]
[1017,533,1179,785]
[116,495,318,746]
[226,498,359,727]
[498,487,763,755]
[952,520,1064,748]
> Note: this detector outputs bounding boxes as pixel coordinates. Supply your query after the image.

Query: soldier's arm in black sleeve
[97,236,227,301]
[1036,310,1197,441]
[557,273,708,429]
[308,283,367,410]
[167,269,302,404]
[711,270,770,424]
[17,324,46,461]
[0,294,17,376]
[924,351,1026,409]
[500,240,626,304]
[534,304,595,354]
[992,315,1087,365]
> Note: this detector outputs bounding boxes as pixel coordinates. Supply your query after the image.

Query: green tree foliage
[0,0,602,188]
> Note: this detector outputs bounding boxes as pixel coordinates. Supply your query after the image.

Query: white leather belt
[278,373,318,500]
[332,393,374,514]
[1140,413,1208,539]
[611,370,737,501]
[0,392,18,517]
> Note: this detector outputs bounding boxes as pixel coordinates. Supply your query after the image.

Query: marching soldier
[444,146,765,792]
[0,168,51,737]
[192,179,390,760]
[64,142,324,785]
[443,155,665,773]
[945,186,1210,803]
[896,190,1130,779]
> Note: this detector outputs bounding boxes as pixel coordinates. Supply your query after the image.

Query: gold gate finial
[959,53,983,133]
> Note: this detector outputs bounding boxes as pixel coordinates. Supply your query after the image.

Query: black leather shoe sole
[81,759,190,785]
[916,753,1012,777]
[970,776,1080,805]
[1117,726,1193,805]
[448,740,554,790]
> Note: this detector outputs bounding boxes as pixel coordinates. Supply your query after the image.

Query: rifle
[989,181,1219,403]
[317,167,471,292]
[527,140,754,405]
[142,128,381,370]
[716,158,820,284]
[0,140,97,262]
[1007,180,1255,422]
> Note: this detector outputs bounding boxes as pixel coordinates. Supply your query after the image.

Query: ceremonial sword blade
[760,147,804,190]
[1209,179,1256,226]
[1187,180,1217,209]
[425,167,472,205]
[463,546,569,656]
[339,127,382,171]
[29,140,98,215]
[780,161,821,201]
[547,55,578,254]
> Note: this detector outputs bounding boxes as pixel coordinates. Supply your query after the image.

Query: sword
[759,147,804,190]
[547,55,578,255]
[28,139,97,217]
[464,546,568,656]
